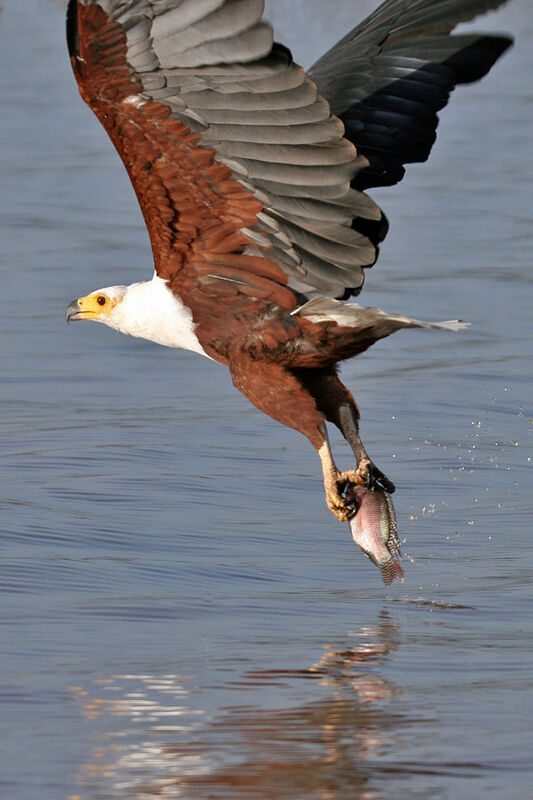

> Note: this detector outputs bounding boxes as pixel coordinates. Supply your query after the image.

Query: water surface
[1,1,532,798]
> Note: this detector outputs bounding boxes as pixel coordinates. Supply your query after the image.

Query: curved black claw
[343,492,359,522]
[365,463,395,494]
[342,487,359,520]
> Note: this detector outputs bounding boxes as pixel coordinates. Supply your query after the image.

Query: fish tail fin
[380,558,405,586]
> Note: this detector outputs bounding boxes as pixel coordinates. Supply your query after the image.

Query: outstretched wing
[67,0,378,342]
[310,0,512,190]
[67,0,511,356]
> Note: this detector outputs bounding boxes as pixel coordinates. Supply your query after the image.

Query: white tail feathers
[293,297,470,334]
[415,319,470,332]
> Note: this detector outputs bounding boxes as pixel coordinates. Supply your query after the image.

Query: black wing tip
[272,41,294,65]
[66,0,79,59]
[344,32,512,192]
[445,34,514,85]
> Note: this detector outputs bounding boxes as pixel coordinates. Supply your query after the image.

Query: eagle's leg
[295,367,395,495]
[317,423,359,521]
[229,354,355,521]
[336,404,395,494]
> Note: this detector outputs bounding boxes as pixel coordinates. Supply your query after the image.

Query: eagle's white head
[66,276,210,357]
[66,285,128,327]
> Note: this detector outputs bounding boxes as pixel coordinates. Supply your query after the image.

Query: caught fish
[348,486,405,586]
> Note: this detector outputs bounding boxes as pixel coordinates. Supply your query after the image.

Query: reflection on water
[70,615,401,799]
[70,675,205,796]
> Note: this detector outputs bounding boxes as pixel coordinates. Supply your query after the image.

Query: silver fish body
[348,486,404,585]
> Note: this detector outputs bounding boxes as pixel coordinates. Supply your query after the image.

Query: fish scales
[348,486,404,586]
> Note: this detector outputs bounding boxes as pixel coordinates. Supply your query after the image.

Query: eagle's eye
[97,295,106,306]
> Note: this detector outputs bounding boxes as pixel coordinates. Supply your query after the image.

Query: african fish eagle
[65,0,511,523]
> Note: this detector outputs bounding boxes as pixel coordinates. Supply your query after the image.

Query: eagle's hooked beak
[66,293,110,322]
[66,299,84,323]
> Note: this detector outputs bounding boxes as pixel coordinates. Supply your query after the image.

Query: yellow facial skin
[66,292,117,322]
[78,293,115,317]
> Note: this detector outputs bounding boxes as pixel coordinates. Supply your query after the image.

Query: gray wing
[310,0,512,190]
[71,0,511,300]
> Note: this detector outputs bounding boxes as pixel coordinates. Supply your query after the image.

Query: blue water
[1,1,532,798]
